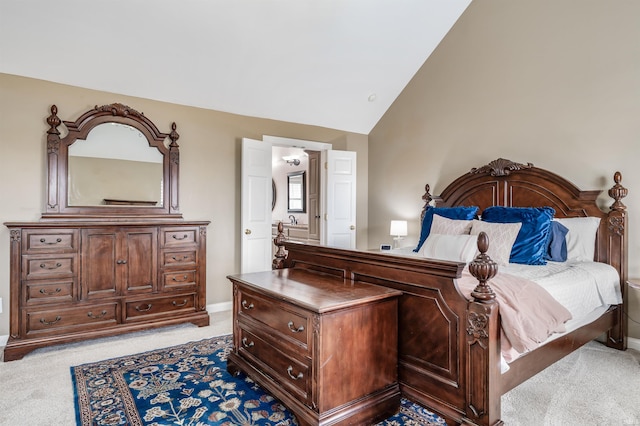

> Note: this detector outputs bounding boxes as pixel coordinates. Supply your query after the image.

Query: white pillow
[470,220,522,265]
[423,234,478,263]
[430,214,473,235]
[554,217,601,261]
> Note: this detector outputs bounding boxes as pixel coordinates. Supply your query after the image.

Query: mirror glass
[67,123,164,207]
[287,171,306,213]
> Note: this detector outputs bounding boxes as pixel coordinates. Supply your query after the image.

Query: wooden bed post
[606,171,628,350]
[465,232,503,426]
[273,222,287,270]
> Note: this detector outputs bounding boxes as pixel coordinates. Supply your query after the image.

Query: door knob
[349,225,355,230]
[244,229,252,235]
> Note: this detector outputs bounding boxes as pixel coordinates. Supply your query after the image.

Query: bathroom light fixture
[283,155,300,166]
[390,220,408,249]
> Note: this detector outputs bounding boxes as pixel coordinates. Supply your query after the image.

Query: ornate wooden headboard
[421,158,628,281]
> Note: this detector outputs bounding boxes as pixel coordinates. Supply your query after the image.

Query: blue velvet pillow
[481,206,555,265]
[414,206,479,252]
[545,220,569,262]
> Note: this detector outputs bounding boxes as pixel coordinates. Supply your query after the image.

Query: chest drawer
[125,293,196,320]
[237,287,310,348]
[162,250,197,267]
[25,303,118,335]
[22,254,76,280]
[162,270,196,291]
[238,327,311,402]
[161,228,198,247]
[25,280,74,305]
[23,229,78,254]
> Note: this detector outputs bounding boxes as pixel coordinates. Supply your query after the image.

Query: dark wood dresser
[4,220,210,361]
[3,103,211,361]
[226,268,402,426]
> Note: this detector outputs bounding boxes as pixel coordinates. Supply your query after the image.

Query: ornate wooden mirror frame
[43,103,182,219]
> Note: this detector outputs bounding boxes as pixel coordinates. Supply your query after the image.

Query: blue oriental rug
[71,334,446,425]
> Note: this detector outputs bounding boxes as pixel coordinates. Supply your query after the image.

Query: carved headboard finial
[608,171,628,211]
[470,158,534,177]
[420,184,433,223]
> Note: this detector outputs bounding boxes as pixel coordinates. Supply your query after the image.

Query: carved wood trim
[470,158,534,177]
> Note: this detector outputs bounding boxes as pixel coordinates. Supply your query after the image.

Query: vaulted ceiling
[0,0,471,134]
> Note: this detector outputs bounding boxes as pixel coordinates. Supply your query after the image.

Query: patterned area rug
[71,334,445,425]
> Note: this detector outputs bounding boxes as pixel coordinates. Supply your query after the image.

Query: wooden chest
[227,268,401,426]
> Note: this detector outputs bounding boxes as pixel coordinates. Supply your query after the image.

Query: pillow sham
[430,214,473,235]
[545,220,569,262]
[554,217,600,261]
[470,220,522,265]
[423,234,478,263]
[481,206,555,265]
[414,206,479,252]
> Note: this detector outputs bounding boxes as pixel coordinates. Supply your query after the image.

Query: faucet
[288,215,297,225]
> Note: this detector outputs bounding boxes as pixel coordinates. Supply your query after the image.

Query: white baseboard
[206,301,232,313]
[627,337,640,352]
[0,334,7,347]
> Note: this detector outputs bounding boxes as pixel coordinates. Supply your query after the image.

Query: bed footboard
[273,226,505,425]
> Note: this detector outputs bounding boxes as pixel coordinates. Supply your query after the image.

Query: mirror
[44,103,182,219]
[68,123,164,207]
[287,171,306,213]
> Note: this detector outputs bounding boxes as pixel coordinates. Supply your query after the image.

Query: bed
[272,158,628,426]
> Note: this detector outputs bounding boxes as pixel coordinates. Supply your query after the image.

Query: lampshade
[389,220,408,237]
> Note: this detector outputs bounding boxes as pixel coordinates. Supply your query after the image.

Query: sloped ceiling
[0,0,471,134]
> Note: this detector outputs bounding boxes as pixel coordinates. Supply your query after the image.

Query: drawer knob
[39,237,62,245]
[172,299,188,307]
[39,287,62,295]
[241,337,255,348]
[39,262,62,270]
[87,310,107,319]
[287,321,305,333]
[116,259,128,265]
[172,255,190,261]
[286,366,303,380]
[135,303,153,312]
[173,234,189,240]
[39,316,61,326]
[241,300,254,310]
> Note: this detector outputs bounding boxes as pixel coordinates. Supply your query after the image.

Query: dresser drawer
[237,288,310,348]
[238,327,311,401]
[23,229,78,253]
[125,293,196,320]
[25,280,74,305]
[22,254,76,280]
[162,270,196,291]
[161,228,198,247]
[162,250,197,267]
[25,303,118,334]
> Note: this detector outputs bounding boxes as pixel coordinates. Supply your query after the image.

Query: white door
[241,138,273,273]
[325,150,357,249]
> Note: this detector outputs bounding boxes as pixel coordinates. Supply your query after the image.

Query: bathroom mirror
[43,103,182,218]
[287,171,306,213]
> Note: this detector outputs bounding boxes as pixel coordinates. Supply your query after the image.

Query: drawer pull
[287,321,305,333]
[40,262,62,270]
[172,299,188,307]
[87,310,107,319]
[171,255,190,261]
[172,234,189,240]
[172,274,189,282]
[241,300,254,310]
[135,303,153,312]
[241,337,255,348]
[116,259,128,265]
[39,316,61,326]
[286,366,303,380]
[39,287,62,295]
[39,237,62,245]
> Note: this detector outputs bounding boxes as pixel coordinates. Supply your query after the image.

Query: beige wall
[0,73,368,336]
[369,1,640,338]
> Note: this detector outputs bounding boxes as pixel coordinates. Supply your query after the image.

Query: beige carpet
[0,311,638,425]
